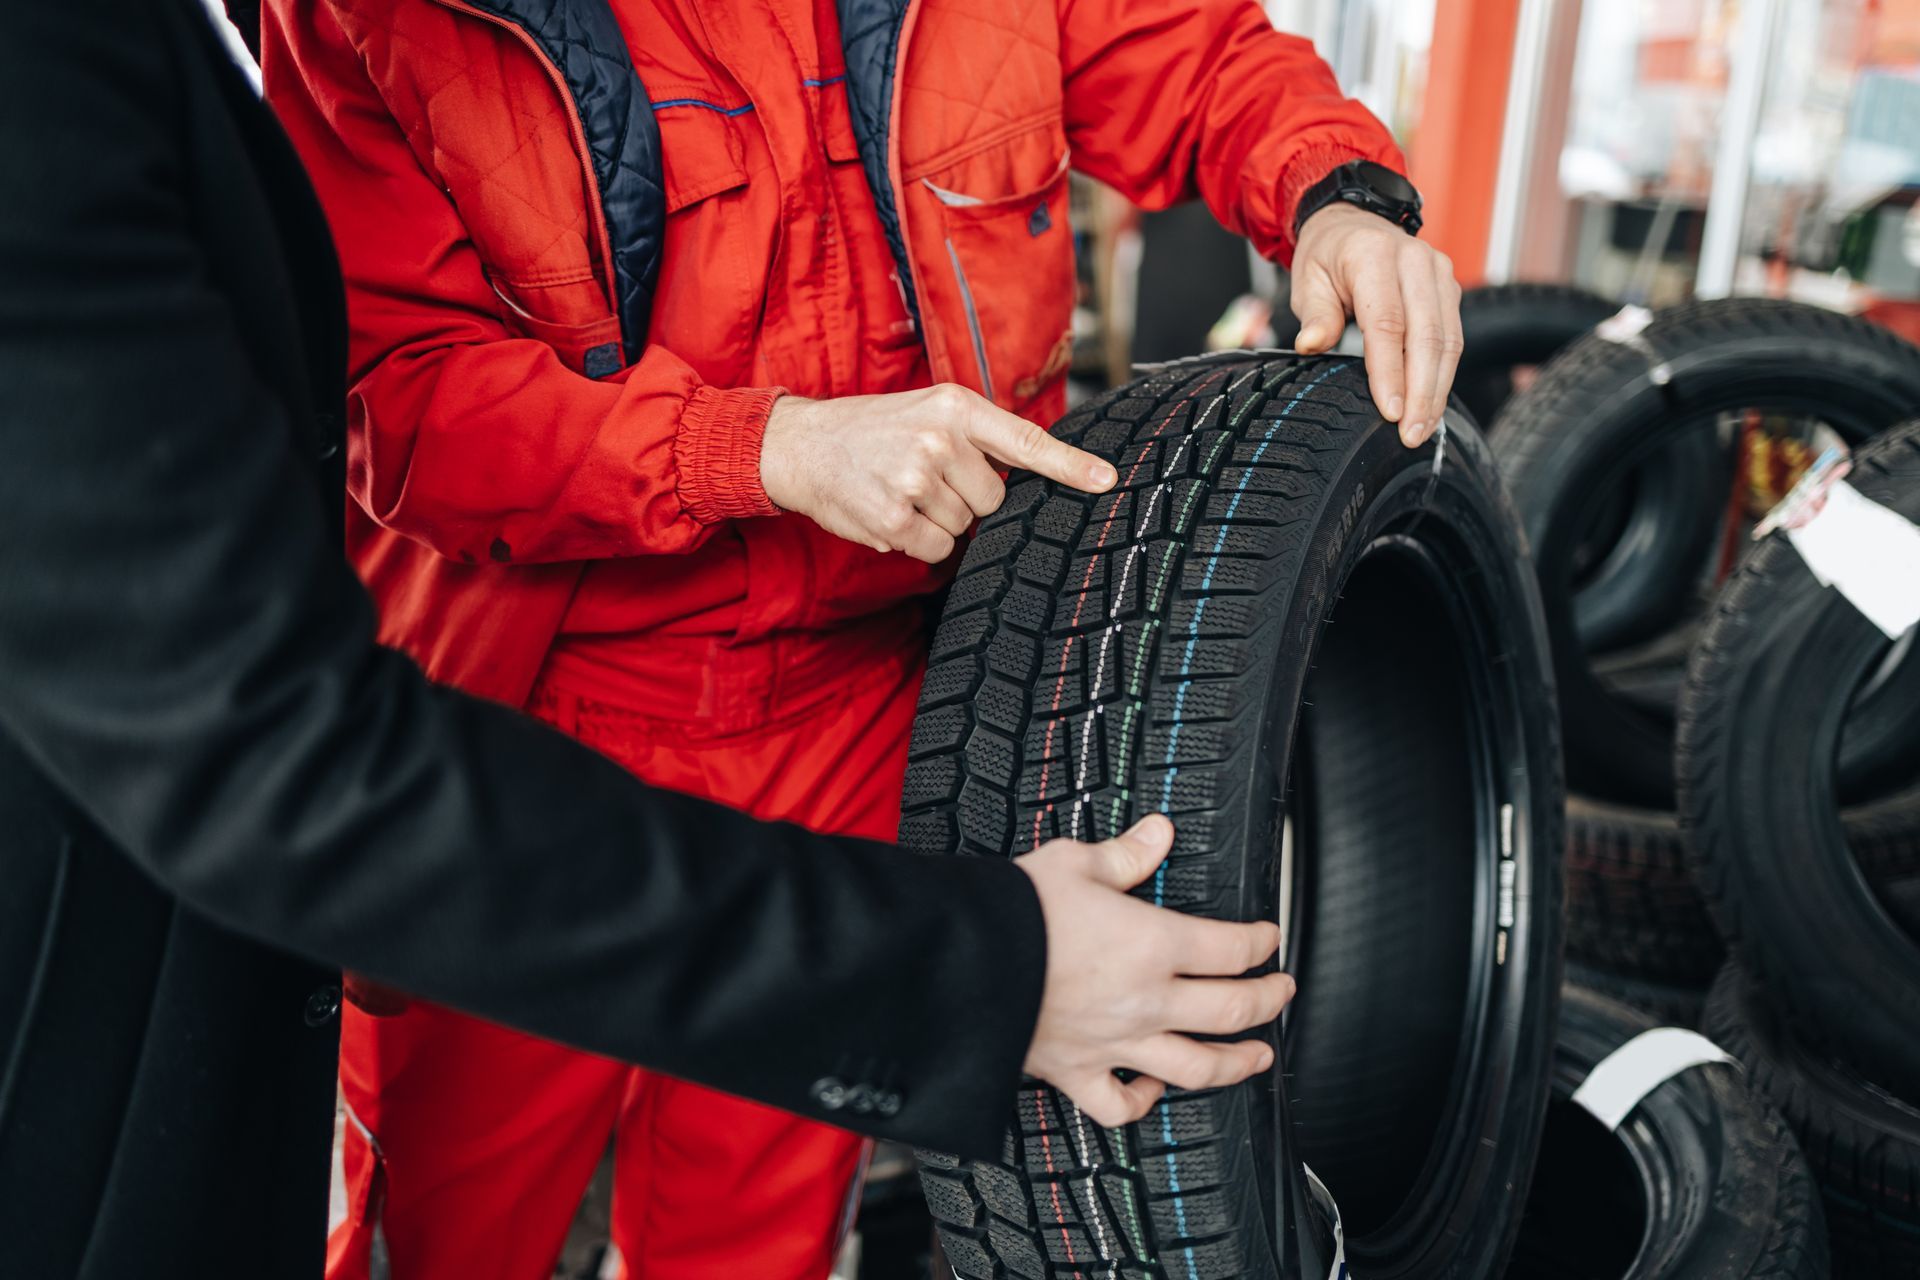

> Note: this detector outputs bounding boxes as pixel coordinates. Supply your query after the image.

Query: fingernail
[1258,1044,1276,1071]
[1401,421,1426,447]
[1091,462,1117,489]
[1386,395,1405,421]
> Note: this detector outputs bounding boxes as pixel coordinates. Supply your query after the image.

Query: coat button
[811,1076,848,1111]
[875,1090,903,1118]
[304,985,342,1027]
[846,1084,877,1115]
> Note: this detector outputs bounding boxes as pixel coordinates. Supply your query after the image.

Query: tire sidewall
[1682,533,1920,1090]
[1245,411,1564,1278]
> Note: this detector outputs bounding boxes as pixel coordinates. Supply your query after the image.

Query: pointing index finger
[965,406,1117,494]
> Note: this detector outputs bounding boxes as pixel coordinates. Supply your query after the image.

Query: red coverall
[263,0,1400,1270]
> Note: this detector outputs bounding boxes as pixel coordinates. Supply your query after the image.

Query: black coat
[0,3,1043,1275]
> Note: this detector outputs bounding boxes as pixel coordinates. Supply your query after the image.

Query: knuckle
[930,383,972,417]
[917,426,955,462]
[1370,310,1409,338]
[1009,421,1048,464]
[1439,332,1465,357]
[879,503,915,537]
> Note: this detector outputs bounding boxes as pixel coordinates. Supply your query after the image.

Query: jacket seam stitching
[901,107,1062,183]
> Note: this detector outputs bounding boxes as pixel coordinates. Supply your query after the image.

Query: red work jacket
[262,0,1402,719]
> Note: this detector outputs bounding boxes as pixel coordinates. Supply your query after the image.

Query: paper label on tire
[1570,1027,1734,1130]
[1759,449,1920,639]
[1302,1164,1347,1280]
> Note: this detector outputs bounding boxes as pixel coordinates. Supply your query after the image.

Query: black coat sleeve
[0,2,1042,1159]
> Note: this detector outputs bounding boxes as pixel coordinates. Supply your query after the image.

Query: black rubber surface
[1679,423,1920,1094]
[1511,987,1826,1278]
[1707,966,1920,1278]
[1564,791,1920,990]
[1456,282,1619,428]
[1499,298,1920,808]
[1563,962,1708,1030]
[1469,287,1731,662]
[901,352,1564,1279]
[1565,797,1724,985]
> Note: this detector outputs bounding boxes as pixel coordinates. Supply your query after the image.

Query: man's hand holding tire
[1016,814,1293,1128]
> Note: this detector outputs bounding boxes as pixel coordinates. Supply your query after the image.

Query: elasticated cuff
[1275,143,1393,264]
[673,384,786,523]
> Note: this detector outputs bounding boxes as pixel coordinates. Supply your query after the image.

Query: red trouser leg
[329,1003,632,1280]
[608,1075,868,1280]
[326,654,921,1280]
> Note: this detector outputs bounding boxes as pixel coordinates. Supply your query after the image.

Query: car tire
[1565,796,1725,985]
[1499,299,1920,808]
[1565,791,1920,994]
[1455,282,1618,428]
[1707,965,1920,1278]
[1563,962,1708,1029]
[902,352,1564,1279]
[1462,286,1730,658]
[1509,986,1826,1278]
[1679,421,1920,1093]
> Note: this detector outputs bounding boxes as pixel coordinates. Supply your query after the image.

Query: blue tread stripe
[1149,360,1342,1279]
[1159,1105,1199,1278]
[1154,361,1341,896]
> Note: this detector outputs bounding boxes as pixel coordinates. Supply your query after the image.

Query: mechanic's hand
[1290,202,1463,448]
[1016,814,1294,1128]
[761,384,1118,563]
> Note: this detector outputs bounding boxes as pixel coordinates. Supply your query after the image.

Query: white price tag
[1571,1027,1735,1131]
[1780,478,1920,641]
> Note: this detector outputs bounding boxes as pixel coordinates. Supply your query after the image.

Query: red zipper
[428,0,624,330]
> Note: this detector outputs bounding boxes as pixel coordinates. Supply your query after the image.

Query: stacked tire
[1679,422,1920,1276]
[1454,282,1621,428]
[1492,298,1920,1025]
[901,352,1566,1278]
[1509,987,1826,1278]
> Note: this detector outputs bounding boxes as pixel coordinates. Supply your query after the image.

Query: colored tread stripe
[1154,361,1337,899]
[1147,360,1336,1280]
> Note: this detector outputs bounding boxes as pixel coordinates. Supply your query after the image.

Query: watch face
[1356,160,1419,206]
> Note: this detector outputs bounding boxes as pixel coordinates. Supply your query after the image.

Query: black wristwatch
[1292,159,1423,238]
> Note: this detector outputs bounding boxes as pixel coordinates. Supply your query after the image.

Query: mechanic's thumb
[1087,814,1176,890]
[1291,276,1346,354]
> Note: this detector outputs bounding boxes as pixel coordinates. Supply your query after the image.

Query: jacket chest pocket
[912,121,1075,413]
[487,268,627,378]
[650,100,761,366]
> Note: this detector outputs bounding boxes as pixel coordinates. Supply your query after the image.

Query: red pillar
[1409,0,1526,285]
